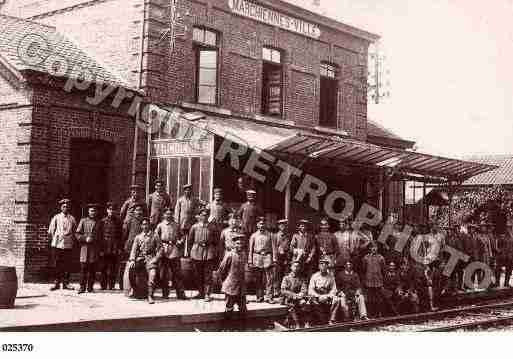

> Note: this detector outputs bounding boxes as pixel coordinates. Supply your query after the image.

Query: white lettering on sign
[151,136,214,158]
[228,0,321,39]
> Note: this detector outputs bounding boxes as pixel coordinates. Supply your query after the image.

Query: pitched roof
[367,119,415,148]
[462,154,513,186]
[0,14,133,90]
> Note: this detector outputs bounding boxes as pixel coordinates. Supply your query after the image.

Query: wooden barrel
[244,263,257,294]
[181,257,195,290]
[0,266,18,309]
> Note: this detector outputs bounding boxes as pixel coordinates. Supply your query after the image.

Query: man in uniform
[154,207,187,299]
[122,204,145,293]
[175,183,200,255]
[281,261,311,329]
[362,242,386,317]
[99,202,122,290]
[290,219,316,279]
[496,232,513,288]
[76,203,102,293]
[219,212,243,254]
[248,217,276,303]
[208,188,229,232]
[48,198,77,291]
[238,190,263,237]
[217,234,248,319]
[120,184,147,225]
[336,260,367,321]
[148,179,172,229]
[273,219,291,299]
[334,219,352,273]
[315,218,338,269]
[188,208,218,301]
[308,257,341,325]
[128,218,160,304]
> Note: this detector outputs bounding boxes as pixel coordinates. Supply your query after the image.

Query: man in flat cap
[219,212,244,255]
[248,217,276,303]
[76,203,102,293]
[308,256,341,325]
[175,183,200,254]
[238,190,263,237]
[273,219,291,299]
[281,260,311,329]
[128,217,160,304]
[290,219,316,279]
[154,207,187,300]
[99,202,122,290]
[120,184,147,225]
[217,234,248,319]
[148,179,172,229]
[188,208,218,301]
[48,198,77,291]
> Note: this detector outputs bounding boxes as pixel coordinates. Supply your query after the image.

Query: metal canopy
[268,133,498,182]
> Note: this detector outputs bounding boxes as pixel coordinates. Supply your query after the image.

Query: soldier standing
[175,183,200,255]
[308,257,341,325]
[128,218,160,304]
[281,261,311,329]
[238,190,263,237]
[154,207,187,300]
[217,234,248,319]
[273,219,291,299]
[290,219,316,279]
[188,208,218,301]
[248,217,276,304]
[99,202,122,290]
[122,204,145,294]
[48,198,77,291]
[220,212,243,254]
[148,179,172,229]
[208,188,229,232]
[315,218,338,269]
[76,203,102,294]
[120,184,147,225]
[362,242,387,317]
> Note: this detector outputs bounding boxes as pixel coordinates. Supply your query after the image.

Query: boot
[162,289,170,299]
[177,290,188,300]
[78,286,86,294]
[148,288,155,304]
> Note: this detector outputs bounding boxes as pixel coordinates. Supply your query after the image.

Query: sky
[288,0,513,158]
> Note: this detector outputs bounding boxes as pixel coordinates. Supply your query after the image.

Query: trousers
[192,259,215,297]
[310,296,341,324]
[253,266,274,300]
[51,248,72,286]
[100,253,119,289]
[129,261,157,298]
[160,257,185,297]
[80,262,96,291]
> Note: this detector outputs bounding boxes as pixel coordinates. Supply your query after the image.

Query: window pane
[198,86,216,104]
[205,30,217,46]
[200,50,217,68]
[272,50,281,63]
[263,47,273,61]
[193,28,204,43]
[199,68,217,85]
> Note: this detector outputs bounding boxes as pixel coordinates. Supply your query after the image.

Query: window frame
[193,27,220,106]
[261,46,284,117]
[319,62,339,128]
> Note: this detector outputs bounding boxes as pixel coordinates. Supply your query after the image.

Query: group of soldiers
[46,179,513,327]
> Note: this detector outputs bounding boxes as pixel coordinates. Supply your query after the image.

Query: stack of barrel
[0,266,18,308]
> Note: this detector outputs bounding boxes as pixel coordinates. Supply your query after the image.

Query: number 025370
[2,344,34,352]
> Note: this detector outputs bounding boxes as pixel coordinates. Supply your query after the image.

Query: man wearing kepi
[273,219,291,299]
[155,207,187,300]
[121,184,146,225]
[188,208,218,302]
[148,179,172,229]
[99,202,122,290]
[238,189,263,237]
[308,256,341,325]
[129,218,160,304]
[217,234,248,319]
[281,261,311,329]
[175,183,200,254]
[207,188,229,233]
[248,217,276,303]
[76,203,102,294]
[48,198,77,291]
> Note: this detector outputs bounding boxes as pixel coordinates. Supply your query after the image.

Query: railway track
[274,299,513,332]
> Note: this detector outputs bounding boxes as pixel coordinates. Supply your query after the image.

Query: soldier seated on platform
[308,257,341,325]
[217,234,248,320]
[128,218,160,304]
[281,261,311,329]
[336,261,368,321]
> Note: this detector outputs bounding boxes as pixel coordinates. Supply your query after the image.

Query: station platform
[0,283,286,332]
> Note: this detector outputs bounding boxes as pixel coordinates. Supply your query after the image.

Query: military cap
[298,219,310,225]
[319,256,330,264]
[59,198,71,205]
[319,218,330,228]
[256,216,266,224]
[130,184,141,190]
[246,189,257,195]
[227,211,240,219]
[199,207,210,216]
[105,201,115,209]
[86,203,100,209]
[133,202,146,209]
[154,178,165,185]
[213,188,223,194]
[232,233,246,240]
[277,219,288,225]
[183,183,193,190]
